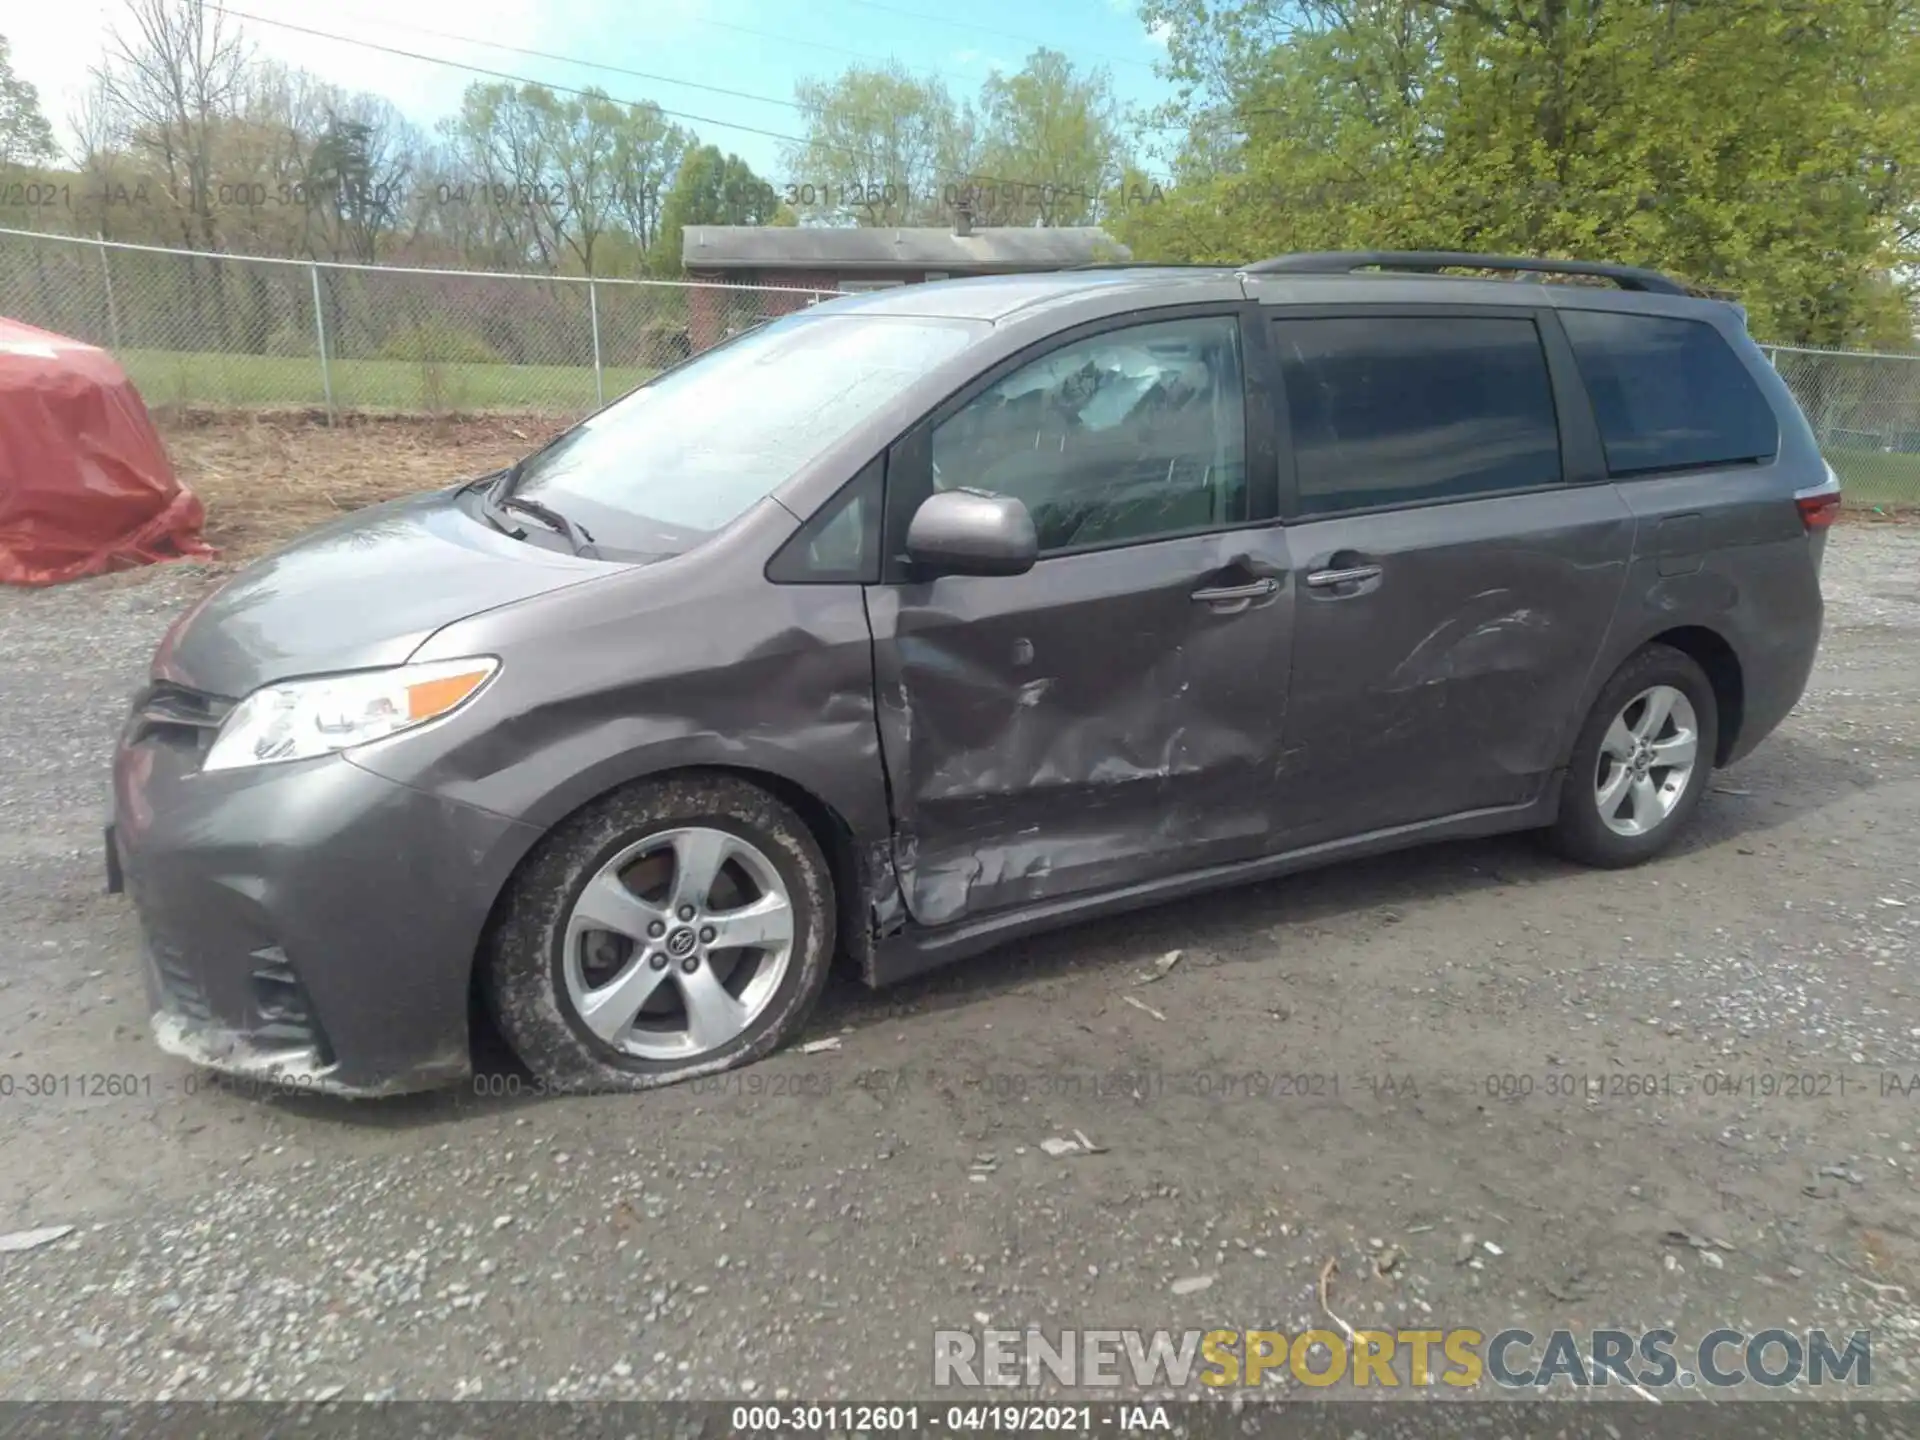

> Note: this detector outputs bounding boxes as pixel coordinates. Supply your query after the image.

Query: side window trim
[879,302,1278,583]
[1265,304,1569,522]
[1535,309,1609,487]
[1241,308,1297,522]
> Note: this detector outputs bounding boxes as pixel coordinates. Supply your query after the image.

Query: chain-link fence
[4,227,1919,507]
[0,227,831,418]
[1759,344,1920,510]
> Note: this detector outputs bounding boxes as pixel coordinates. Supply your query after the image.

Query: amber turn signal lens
[406,669,494,721]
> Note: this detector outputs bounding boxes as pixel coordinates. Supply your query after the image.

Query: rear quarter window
[1560,310,1779,477]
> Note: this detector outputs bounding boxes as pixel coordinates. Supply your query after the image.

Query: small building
[680,217,1130,350]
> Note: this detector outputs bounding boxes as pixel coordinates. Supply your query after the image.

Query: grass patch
[121,348,654,414]
[1825,448,1920,510]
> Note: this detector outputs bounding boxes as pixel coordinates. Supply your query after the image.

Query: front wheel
[1546,644,1718,869]
[483,774,835,1093]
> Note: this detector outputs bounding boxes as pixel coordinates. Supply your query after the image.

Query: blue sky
[15,0,1180,184]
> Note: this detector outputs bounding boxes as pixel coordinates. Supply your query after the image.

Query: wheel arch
[1643,624,1745,766]
[1566,622,1746,773]
[467,759,890,1023]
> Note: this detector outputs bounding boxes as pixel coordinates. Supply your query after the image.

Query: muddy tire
[1546,643,1718,869]
[483,773,835,1094]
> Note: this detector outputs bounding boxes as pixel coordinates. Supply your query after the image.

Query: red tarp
[0,318,212,586]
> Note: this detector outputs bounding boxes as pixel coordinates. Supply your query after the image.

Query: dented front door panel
[1277,485,1635,846]
[867,529,1293,927]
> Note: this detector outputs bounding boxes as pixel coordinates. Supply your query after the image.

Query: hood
[153,487,620,698]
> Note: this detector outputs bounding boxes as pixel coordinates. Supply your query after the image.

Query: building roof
[682,224,1131,273]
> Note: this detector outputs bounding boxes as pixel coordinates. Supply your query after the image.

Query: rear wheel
[484,774,835,1093]
[1547,644,1718,868]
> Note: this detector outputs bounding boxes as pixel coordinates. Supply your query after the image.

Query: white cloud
[1146,18,1174,47]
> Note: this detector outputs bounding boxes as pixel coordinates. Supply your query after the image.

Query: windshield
[509,310,984,553]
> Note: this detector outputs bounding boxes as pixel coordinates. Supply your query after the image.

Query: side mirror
[905,489,1038,578]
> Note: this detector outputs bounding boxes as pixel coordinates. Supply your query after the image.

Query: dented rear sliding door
[1264,307,1634,848]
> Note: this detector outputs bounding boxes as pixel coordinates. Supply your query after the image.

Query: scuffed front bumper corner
[149,1007,469,1100]
[116,730,541,1102]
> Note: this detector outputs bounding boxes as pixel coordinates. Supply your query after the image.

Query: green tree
[0,34,57,168]
[442,82,564,268]
[786,51,1139,227]
[650,144,785,274]
[439,82,697,275]
[785,61,975,225]
[972,49,1126,225]
[609,101,692,259]
[301,102,416,263]
[1130,0,1920,346]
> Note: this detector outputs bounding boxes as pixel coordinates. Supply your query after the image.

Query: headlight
[203,658,499,773]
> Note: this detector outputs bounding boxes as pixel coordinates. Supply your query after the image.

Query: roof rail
[1061,260,1226,270]
[1241,250,1689,296]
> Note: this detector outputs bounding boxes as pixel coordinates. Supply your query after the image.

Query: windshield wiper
[499,495,597,557]
[492,424,577,503]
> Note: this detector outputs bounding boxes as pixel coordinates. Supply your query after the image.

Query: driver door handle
[1306,564,1383,588]
[1191,578,1279,604]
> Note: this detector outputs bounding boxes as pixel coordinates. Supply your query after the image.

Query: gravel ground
[0,526,1916,1406]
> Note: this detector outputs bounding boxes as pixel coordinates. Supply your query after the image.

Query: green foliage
[1127,0,1920,347]
[439,81,692,274]
[785,50,1131,226]
[649,144,782,274]
[0,35,57,168]
[787,62,973,226]
[973,49,1127,225]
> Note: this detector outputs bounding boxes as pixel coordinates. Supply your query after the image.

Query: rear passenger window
[1273,316,1563,514]
[1560,310,1778,476]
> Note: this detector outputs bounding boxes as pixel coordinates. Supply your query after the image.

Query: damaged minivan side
[110,252,1834,1097]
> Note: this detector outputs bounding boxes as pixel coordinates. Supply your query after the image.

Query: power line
[208,5,805,147]
[307,12,809,114]
[206,4,1173,197]
[279,3,1191,132]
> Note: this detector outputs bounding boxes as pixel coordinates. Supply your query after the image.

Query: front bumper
[111,722,542,1098]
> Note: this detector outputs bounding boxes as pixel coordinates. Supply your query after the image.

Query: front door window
[930,316,1248,553]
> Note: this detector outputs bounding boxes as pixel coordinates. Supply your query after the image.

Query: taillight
[1798,460,1843,531]
[1797,491,1841,529]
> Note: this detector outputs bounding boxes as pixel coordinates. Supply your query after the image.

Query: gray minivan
[109,250,1839,1097]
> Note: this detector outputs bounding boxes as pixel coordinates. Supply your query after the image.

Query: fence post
[95,233,122,351]
[308,261,334,424]
[588,278,605,409]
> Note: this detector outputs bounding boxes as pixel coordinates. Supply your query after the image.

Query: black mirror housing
[904,488,1038,578]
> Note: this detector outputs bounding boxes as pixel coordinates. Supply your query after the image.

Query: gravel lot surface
[0,525,1916,1407]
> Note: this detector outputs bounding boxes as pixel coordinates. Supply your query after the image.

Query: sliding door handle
[1191,578,1279,604]
[1305,564,1382,588]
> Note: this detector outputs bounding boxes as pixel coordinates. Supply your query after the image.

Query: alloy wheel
[562,826,794,1061]
[1593,684,1699,838]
